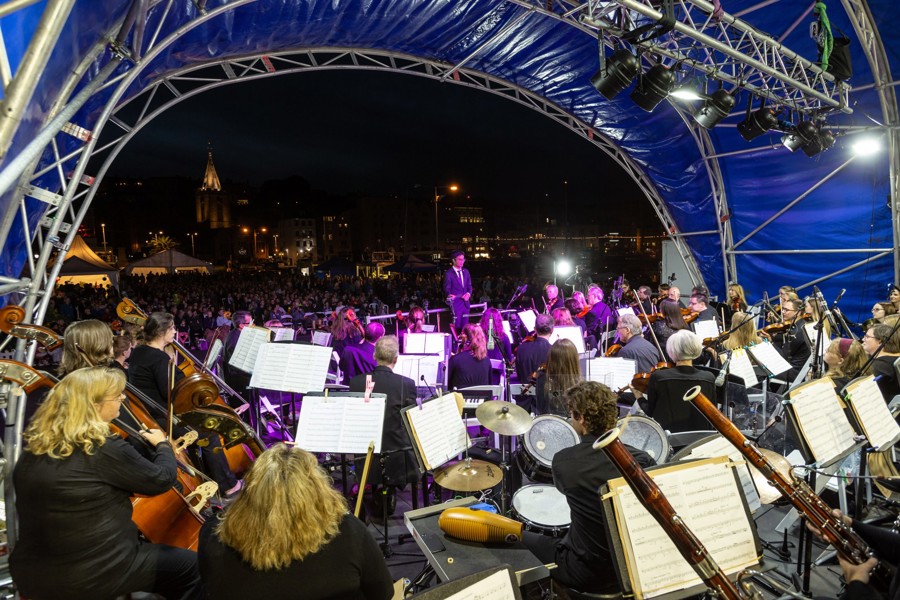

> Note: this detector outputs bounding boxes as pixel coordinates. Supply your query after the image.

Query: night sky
[104,69,657,224]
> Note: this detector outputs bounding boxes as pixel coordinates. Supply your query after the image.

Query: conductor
[444,250,473,334]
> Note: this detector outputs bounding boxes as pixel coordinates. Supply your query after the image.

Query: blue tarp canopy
[0,0,895,324]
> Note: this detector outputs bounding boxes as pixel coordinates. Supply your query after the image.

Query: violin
[618,361,674,394]
[703,331,732,348]
[638,312,662,325]
[520,362,546,395]
[576,303,593,319]
[395,310,406,324]
[605,343,623,357]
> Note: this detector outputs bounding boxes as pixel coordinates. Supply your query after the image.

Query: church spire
[200,143,222,192]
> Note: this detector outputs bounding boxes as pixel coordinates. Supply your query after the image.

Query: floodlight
[737,107,778,141]
[555,260,573,277]
[630,65,676,112]
[590,49,639,100]
[669,76,705,101]
[692,89,735,129]
[852,137,881,156]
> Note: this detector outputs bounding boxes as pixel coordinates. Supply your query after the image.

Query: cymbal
[475,401,532,435]
[750,448,793,504]
[434,459,504,492]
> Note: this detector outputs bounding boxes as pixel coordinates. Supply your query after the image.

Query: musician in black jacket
[523,380,653,595]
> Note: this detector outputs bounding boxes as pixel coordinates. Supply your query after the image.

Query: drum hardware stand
[375,448,420,560]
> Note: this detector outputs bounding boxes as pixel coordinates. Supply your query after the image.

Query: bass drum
[516,415,580,483]
[617,415,670,465]
[511,484,571,537]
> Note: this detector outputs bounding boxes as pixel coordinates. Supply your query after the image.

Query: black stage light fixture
[692,89,735,129]
[737,107,778,141]
[630,64,676,112]
[781,120,817,152]
[801,127,835,157]
[590,49,640,100]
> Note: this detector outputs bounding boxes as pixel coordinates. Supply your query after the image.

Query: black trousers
[115,542,205,600]
[523,532,621,594]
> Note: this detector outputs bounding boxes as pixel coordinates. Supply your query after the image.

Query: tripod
[374,449,419,561]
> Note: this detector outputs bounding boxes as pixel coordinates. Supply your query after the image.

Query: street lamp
[100,223,107,254]
[273,233,279,254]
[434,184,459,255]
[187,232,197,256]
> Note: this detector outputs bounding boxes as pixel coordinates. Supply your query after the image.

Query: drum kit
[432,405,793,542]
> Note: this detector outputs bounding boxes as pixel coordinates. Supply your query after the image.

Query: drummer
[523,380,654,595]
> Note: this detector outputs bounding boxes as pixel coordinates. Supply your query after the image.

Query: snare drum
[511,484,571,537]
[617,415,670,464]
[516,415,580,483]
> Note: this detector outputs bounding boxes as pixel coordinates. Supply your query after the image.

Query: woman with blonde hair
[198,444,392,599]
[58,319,115,377]
[448,323,492,389]
[727,283,748,313]
[824,338,870,391]
[722,312,761,352]
[10,366,202,600]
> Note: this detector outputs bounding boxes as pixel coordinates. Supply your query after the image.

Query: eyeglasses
[863,334,879,341]
[104,393,125,404]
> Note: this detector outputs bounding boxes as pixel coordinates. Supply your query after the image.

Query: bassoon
[594,427,756,600]
[682,386,885,576]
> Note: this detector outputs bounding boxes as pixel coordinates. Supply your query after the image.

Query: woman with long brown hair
[479,307,511,362]
[536,338,582,416]
[448,323,492,389]
[652,299,688,361]
[10,367,203,600]
[198,444,392,599]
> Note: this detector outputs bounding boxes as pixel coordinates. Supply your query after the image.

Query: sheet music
[517,310,537,333]
[682,435,762,512]
[249,343,332,393]
[311,330,332,346]
[746,340,792,376]
[789,379,857,465]
[228,326,272,373]
[295,395,385,453]
[548,325,586,353]
[270,327,295,342]
[586,356,636,391]
[501,320,512,339]
[803,322,829,357]
[844,375,900,450]
[728,348,758,387]
[617,307,636,317]
[692,319,720,341]
[609,457,758,599]
[395,354,443,386]
[405,333,447,355]
[444,569,517,600]
[204,338,223,370]
[404,393,469,470]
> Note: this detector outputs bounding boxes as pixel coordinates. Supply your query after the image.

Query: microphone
[813,286,840,333]
[419,375,439,400]
[487,317,495,350]
[438,507,523,543]
[834,288,846,305]
[715,356,731,387]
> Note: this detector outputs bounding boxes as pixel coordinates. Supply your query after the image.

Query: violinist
[721,312,761,354]
[616,314,663,373]
[652,300,690,361]
[128,312,242,498]
[448,324,492,390]
[331,306,363,358]
[583,285,616,340]
[223,310,253,402]
[634,285,654,315]
[398,305,426,350]
[688,293,721,327]
[543,284,564,314]
[636,330,716,434]
[759,298,810,383]
[861,323,900,403]
[824,338,869,391]
[727,283,748,314]
[479,307,512,363]
[340,322,384,385]
[10,366,204,600]
[667,286,686,309]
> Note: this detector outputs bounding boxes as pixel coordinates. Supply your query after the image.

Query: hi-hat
[475,401,532,436]
[434,458,504,492]
[750,448,792,504]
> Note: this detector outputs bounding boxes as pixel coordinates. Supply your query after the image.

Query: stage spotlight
[781,121,817,152]
[801,127,835,157]
[630,65,676,112]
[852,137,881,156]
[669,76,705,101]
[555,259,572,277]
[737,107,778,141]
[692,89,734,129]
[590,49,639,100]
